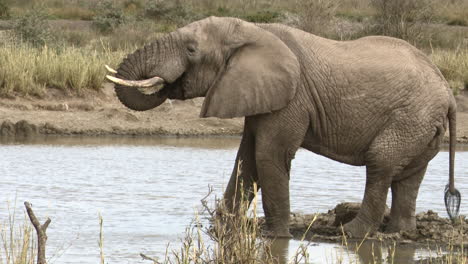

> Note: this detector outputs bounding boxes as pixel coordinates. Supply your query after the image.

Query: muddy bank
[0,85,243,138]
[289,203,467,246]
[0,85,468,140]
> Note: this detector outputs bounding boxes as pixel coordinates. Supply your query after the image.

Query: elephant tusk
[106,75,165,90]
[105,64,118,74]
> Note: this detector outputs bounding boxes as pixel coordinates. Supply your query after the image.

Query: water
[0,136,467,263]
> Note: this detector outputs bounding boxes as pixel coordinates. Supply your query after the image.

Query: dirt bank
[0,84,243,138]
[289,203,467,246]
[0,84,468,141]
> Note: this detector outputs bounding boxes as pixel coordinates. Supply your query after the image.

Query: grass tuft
[0,201,36,264]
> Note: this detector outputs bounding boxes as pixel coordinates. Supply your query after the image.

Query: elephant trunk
[113,33,185,111]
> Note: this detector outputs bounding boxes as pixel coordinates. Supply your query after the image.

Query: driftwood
[24,202,51,264]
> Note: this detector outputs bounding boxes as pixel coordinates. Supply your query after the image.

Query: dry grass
[0,202,36,264]
[0,42,127,97]
[0,194,466,263]
[47,6,95,20]
[1,0,467,97]
[431,48,468,94]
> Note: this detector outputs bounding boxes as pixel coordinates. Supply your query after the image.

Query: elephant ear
[200,21,300,118]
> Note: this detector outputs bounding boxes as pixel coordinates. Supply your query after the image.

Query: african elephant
[106,16,460,238]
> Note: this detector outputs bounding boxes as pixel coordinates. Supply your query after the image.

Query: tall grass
[431,48,468,94]
[0,195,467,263]
[0,202,36,264]
[0,43,127,97]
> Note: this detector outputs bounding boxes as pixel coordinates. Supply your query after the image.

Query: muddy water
[0,136,467,263]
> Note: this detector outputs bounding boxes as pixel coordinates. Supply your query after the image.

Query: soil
[1,85,468,141]
[289,203,468,246]
[0,84,244,138]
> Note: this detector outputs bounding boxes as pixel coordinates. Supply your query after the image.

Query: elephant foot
[261,227,293,239]
[385,216,416,233]
[343,217,377,238]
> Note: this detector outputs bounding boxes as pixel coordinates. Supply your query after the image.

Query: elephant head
[106,17,300,118]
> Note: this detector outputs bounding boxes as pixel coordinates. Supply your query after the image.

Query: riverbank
[289,203,467,246]
[0,84,243,138]
[1,85,468,142]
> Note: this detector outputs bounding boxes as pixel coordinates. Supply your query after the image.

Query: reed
[0,202,36,264]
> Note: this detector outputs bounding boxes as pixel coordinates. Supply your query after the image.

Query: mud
[289,203,467,246]
[0,85,467,140]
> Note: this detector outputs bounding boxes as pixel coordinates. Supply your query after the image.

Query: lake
[0,136,466,263]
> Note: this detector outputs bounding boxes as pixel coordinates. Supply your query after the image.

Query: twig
[24,202,50,264]
[200,185,215,216]
[140,253,159,264]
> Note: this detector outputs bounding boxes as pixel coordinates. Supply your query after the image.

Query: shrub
[143,0,197,25]
[370,0,434,43]
[144,0,173,19]
[92,0,128,34]
[0,0,10,18]
[123,0,144,12]
[12,7,52,47]
[242,10,282,23]
[99,21,165,51]
[295,0,339,37]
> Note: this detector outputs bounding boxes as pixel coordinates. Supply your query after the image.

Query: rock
[15,120,38,138]
[332,202,390,226]
[333,202,361,226]
[0,120,15,137]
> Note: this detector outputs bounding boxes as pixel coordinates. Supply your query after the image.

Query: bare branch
[140,253,160,264]
[24,201,51,264]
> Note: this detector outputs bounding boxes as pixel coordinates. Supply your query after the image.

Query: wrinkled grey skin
[112,17,458,238]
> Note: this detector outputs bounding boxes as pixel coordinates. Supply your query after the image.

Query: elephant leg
[224,127,258,213]
[387,139,440,232]
[343,163,395,237]
[254,118,307,238]
[386,162,427,232]
[343,122,432,238]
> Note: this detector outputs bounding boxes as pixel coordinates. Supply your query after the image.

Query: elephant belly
[301,136,366,166]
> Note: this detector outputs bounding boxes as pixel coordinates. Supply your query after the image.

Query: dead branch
[24,202,50,264]
[140,253,160,264]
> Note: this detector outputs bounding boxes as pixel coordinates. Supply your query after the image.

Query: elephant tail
[444,101,461,221]
[448,102,456,194]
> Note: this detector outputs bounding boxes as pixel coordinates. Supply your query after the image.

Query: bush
[0,0,10,18]
[12,7,52,47]
[144,0,197,25]
[241,10,282,23]
[295,0,339,36]
[370,0,434,43]
[92,0,128,34]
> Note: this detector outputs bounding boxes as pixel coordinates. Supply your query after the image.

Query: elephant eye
[187,45,196,54]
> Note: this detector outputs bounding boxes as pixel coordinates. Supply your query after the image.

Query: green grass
[0,43,127,97]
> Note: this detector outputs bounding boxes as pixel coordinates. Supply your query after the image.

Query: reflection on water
[0,136,466,263]
[0,135,241,148]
